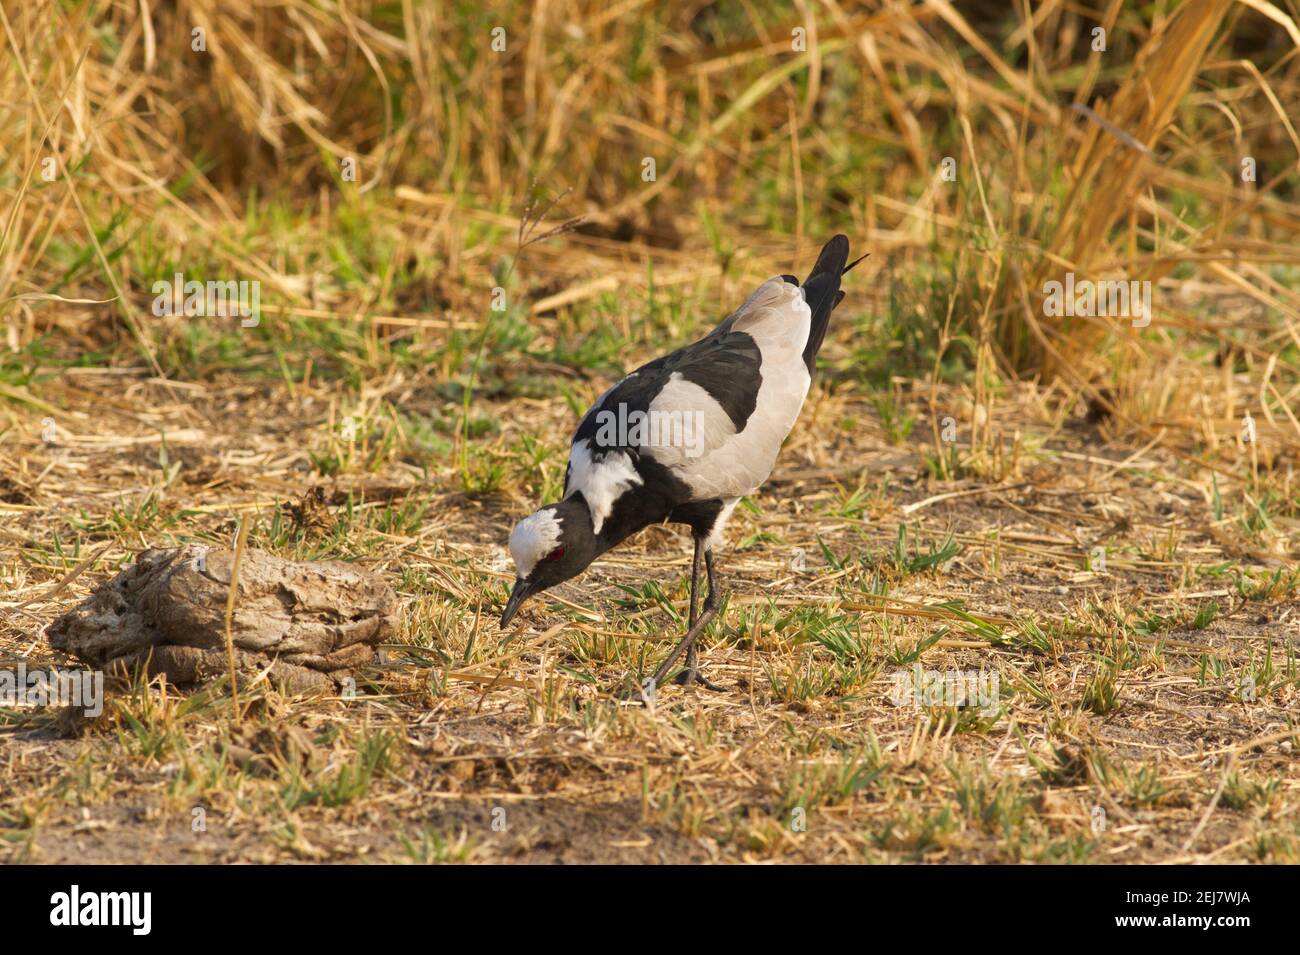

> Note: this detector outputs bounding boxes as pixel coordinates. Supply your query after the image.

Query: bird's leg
[652,544,724,692]
[684,536,703,647]
[680,549,725,691]
[702,550,724,684]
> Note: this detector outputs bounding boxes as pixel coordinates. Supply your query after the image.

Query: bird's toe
[672,667,725,692]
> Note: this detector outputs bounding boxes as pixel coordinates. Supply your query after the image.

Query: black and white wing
[642,278,813,500]
[563,278,810,527]
[564,235,854,536]
[562,306,764,533]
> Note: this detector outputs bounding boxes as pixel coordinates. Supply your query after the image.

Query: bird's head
[499,495,596,627]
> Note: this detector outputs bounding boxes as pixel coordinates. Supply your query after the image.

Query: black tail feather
[800,235,852,374]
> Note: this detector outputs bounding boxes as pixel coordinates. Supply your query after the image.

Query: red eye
[543,546,566,562]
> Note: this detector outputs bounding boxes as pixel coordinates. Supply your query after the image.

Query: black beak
[499,577,534,628]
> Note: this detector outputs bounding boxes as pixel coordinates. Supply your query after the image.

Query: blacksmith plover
[500,235,863,693]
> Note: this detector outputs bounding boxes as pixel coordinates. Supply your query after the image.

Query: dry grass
[1,0,1298,863]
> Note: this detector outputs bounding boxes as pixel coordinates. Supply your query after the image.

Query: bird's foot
[672,667,725,692]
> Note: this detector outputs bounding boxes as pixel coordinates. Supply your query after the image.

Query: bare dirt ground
[2,367,1297,864]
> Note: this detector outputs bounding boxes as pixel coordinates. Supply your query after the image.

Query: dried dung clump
[46,545,396,693]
